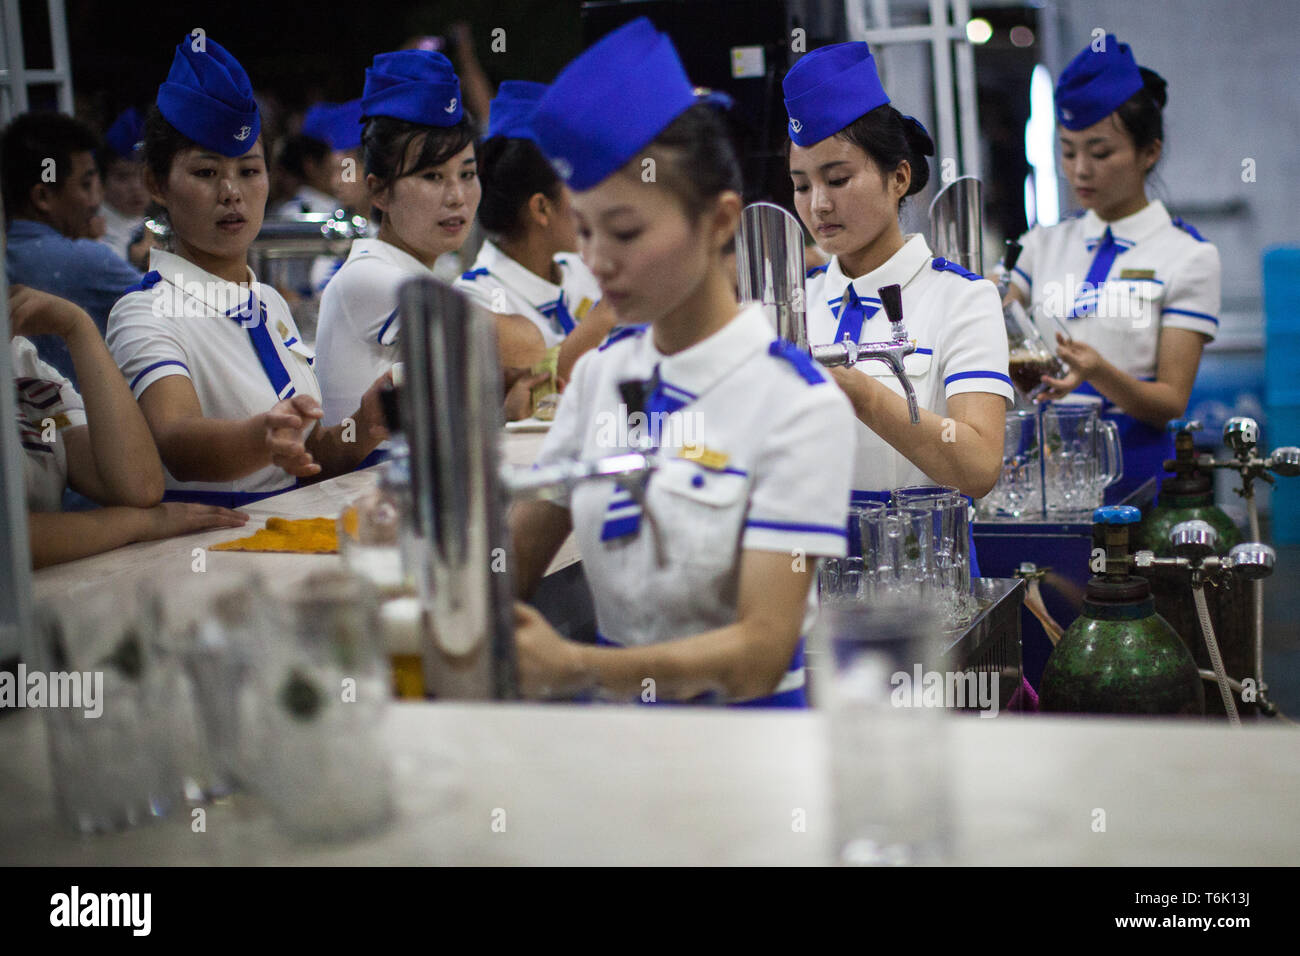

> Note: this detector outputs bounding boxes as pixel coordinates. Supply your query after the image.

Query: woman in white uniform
[785,42,1012,553]
[1006,35,1219,501]
[107,35,389,508]
[453,81,613,420]
[509,18,856,708]
[314,52,546,429]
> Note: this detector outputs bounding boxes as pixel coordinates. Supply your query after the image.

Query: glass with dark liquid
[1008,350,1066,400]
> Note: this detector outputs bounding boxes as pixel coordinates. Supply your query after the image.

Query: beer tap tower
[735,202,920,423]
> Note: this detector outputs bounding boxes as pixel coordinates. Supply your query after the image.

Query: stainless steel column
[397,277,516,699]
[736,201,809,351]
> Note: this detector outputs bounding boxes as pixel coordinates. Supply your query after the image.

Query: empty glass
[889,487,975,627]
[36,584,182,834]
[252,571,394,842]
[978,410,1042,519]
[1043,402,1123,515]
[819,600,951,866]
[863,505,933,599]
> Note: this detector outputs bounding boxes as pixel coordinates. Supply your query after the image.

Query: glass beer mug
[1042,402,1123,515]
[1004,299,1067,402]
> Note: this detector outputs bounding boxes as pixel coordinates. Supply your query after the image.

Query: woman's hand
[1035,333,1099,402]
[513,602,589,698]
[6,285,92,341]
[504,371,550,422]
[263,394,324,477]
[141,502,249,541]
[354,371,394,446]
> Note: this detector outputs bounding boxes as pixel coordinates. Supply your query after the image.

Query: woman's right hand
[6,285,93,341]
[141,502,249,542]
[261,394,324,477]
[504,371,551,422]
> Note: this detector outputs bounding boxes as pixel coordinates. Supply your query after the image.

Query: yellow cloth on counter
[211,517,338,554]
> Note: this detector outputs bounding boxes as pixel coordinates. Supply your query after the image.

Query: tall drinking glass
[37,584,182,834]
[252,571,394,841]
[818,600,951,865]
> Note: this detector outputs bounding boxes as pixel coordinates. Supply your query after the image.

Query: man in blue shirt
[2,111,141,384]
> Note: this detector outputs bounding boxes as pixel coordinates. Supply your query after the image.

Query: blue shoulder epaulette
[460,267,490,281]
[930,257,983,281]
[1172,216,1207,242]
[122,270,161,295]
[805,263,829,279]
[768,339,825,385]
[598,324,648,351]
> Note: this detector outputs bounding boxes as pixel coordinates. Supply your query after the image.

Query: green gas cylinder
[1041,505,1205,716]
[1137,420,1241,555]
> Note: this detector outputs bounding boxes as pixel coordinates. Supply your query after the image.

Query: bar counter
[9,434,1300,866]
[2,701,1297,865]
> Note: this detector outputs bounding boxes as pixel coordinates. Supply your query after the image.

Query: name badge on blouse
[1119,268,1156,280]
[679,444,730,471]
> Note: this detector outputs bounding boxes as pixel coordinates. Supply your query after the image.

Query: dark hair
[477,135,562,238]
[641,103,743,213]
[834,103,934,207]
[276,132,331,179]
[0,111,100,218]
[1113,66,1167,164]
[142,104,201,184]
[361,115,478,223]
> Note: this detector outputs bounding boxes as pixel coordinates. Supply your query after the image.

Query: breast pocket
[1098,280,1161,334]
[648,458,751,567]
[860,344,934,389]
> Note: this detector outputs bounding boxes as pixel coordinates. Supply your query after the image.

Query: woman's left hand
[513,601,589,698]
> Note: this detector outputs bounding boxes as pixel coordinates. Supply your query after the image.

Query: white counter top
[2,703,1297,865]
[31,430,577,605]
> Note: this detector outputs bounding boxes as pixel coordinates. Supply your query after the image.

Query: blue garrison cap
[486,81,547,141]
[1055,35,1144,130]
[156,36,261,156]
[302,100,363,151]
[784,42,889,146]
[105,107,145,159]
[361,50,463,126]
[529,17,698,191]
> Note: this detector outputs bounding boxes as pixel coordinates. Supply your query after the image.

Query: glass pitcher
[1043,402,1124,515]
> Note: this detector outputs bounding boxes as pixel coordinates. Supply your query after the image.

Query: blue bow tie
[833,283,882,343]
[228,294,295,400]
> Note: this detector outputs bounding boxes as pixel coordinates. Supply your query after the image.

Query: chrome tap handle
[878,284,920,424]
[502,453,655,502]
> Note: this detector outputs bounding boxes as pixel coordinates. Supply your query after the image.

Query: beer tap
[997,240,1022,299]
[810,283,921,424]
[500,377,669,567]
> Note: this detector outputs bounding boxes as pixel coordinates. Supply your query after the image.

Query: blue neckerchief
[1069,227,1127,318]
[833,283,881,342]
[540,294,576,335]
[228,293,295,401]
[600,363,697,541]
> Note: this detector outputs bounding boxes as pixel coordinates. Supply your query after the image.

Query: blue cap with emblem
[361,50,463,126]
[302,100,363,151]
[529,17,699,191]
[1054,35,1144,131]
[486,80,547,141]
[105,107,145,159]
[156,36,261,157]
[783,41,890,147]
